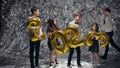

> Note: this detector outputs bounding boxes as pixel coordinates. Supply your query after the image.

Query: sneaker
[78,65,82,68]
[117,49,120,52]
[56,62,58,64]
[49,64,52,66]
[90,61,93,64]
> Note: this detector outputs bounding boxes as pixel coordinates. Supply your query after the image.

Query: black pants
[67,47,81,66]
[29,40,40,68]
[103,31,120,58]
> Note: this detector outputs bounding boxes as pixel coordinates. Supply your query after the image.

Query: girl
[88,23,100,65]
[47,19,59,66]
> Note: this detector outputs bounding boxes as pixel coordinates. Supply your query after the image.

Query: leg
[109,37,120,51]
[76,47,81,66]
[55,52,58,64]
[90,52,94,63]
[67,48,74,66]
[101,32,111,60]
[48,38,54,65]
[50,50,53,65]
[95,53,100,65]
[101,44,109,60]
[35,40,40,67]
[29,41,35,68]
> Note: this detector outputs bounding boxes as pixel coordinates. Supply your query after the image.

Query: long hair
[47,19,58,32]
[91,23,99,32]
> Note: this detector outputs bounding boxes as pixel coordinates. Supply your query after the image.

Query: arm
[30,26,39,30]
[89,31,95,40]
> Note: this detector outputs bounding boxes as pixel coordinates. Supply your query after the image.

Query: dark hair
[73,12,82,18]
[91,23,99,32]
[47,19,58,33]
[31,6,39,14]
[104,8,111,13]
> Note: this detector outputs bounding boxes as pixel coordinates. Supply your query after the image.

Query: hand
[47,32,52,37]
[100,35,103,40]
[38,35,41,39]
[35,26,40,30]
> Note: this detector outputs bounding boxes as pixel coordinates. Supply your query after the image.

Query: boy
[100,8,120,60]
[26,6,42,68]
[67,12,82,68]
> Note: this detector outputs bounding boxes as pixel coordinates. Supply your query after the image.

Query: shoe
[36,65,39,67]
[67,66,72,68]
[49,64,52,66]
[56,62,58,64]
[100,56,107,60]
[78,64,81,66]
[78,64,82,68]
[90,61,93,64]
[117,49,120,52]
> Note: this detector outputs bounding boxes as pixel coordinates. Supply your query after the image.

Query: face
[75,16,81,21]
[92,24,97,31]
[34,9,40,16]
[103,10,108,16]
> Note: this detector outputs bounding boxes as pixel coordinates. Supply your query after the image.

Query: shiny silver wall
[0,0,120,58]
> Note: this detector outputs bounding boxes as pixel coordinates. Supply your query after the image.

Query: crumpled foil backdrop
[0,0,120,67]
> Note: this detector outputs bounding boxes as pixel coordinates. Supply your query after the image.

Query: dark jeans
[67,47,81,66]
[103,31,120,59]
[29,40,40,68]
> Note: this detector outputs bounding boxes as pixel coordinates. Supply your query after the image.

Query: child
[100,8,120,60]
[67,12,82,68]
[26,6,42,68]
[47,19,59,66]
[88,23,100,65]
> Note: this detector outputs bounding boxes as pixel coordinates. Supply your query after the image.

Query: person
[67,12,82,68]
[88,23,100,65]
[26,6,42,68]
[47,19,59,66]
[100,8,120,60]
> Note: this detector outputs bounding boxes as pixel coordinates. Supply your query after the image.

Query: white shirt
[101,15,113,32]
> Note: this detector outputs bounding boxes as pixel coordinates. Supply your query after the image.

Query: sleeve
[105,16,112,25]
[39,26,43,35]
[99,15,105,31]
[69,21,73,26]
